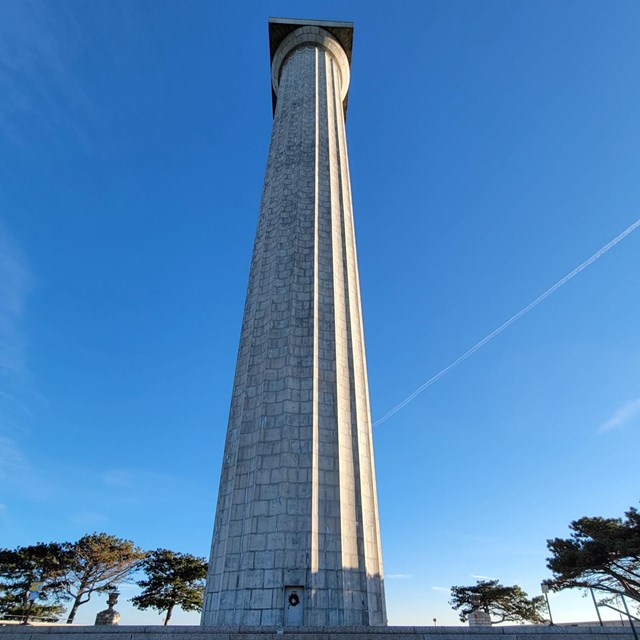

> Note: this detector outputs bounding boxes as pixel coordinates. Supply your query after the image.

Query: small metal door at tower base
[284,586,304,626]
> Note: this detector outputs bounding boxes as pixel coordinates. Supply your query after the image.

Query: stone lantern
[95,587,120,625]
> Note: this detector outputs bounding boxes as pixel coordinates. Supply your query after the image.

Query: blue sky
[1,0,639,627]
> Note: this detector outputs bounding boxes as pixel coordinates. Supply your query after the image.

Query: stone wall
[0,626,635,640]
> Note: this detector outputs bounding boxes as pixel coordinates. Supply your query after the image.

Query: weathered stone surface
[201,18,385,628]
[0,625,635,640]
[95,610,121,626]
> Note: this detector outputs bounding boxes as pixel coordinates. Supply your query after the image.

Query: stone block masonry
[200,18,385,627]
[0,625,635,640]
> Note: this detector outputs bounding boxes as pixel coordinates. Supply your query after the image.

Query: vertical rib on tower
[202,18,386,627]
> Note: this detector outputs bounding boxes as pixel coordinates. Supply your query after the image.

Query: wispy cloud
[0,436,28,480]
[387,574,412,580]
[470,574,496,581]
[0,436,51,499]
[0,0,97,150]
[0,220,31,376]
[431,586,449,592]
[597,398,640,434]
[101,467,198,508]
[0,219,35,438]
[102,468,181,490]
[102,469,137,489]
[70,511,109,526]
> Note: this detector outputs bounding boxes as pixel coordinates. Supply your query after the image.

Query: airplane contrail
[373,217,640,427]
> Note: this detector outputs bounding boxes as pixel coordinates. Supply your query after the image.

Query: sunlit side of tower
[202,18,386,627]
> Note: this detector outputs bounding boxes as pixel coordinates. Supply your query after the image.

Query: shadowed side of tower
[201,18,386,627]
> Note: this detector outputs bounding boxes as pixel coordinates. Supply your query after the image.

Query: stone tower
[202,18,386,628]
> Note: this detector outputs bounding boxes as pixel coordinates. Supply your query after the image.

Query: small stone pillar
[468,595,492,626]
[95,589,120,625]
[468,610,492,626]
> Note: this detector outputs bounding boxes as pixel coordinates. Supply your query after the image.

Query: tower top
[268,17,354,115]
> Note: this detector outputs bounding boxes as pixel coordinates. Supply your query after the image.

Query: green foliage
[0,542,72,623]
[449,579,548,624]
[0,598,66,624]
[546,505,640,602]
[131,549,207,625]
[62,532,146,624]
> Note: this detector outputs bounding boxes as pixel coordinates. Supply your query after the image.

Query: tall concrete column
[202,18,386,628]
